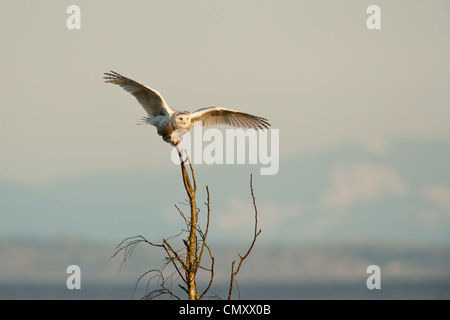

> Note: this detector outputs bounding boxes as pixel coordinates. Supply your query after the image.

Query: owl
[104,71,270,146]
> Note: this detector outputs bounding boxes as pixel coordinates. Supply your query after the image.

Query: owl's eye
[186,117,189,120]
[178,117,182,120]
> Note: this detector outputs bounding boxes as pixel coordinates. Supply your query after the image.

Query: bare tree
[112,147,261,300]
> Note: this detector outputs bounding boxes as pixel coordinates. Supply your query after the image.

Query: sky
[1,1,450,245]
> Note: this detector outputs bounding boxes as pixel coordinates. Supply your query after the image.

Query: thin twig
[197,186,211,268]
[228,174,262,300]
[111,235,164,274]
[198,186,215,299]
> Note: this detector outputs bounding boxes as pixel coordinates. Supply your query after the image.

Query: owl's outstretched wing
[104,71,174,117]
[190,107,270,129]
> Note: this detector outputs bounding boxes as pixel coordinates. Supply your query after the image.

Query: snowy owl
[104,71,270,146]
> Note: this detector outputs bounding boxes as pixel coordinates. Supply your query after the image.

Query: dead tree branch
[177,146,198,300]
[112,146,260,300]
[228,174,262,300]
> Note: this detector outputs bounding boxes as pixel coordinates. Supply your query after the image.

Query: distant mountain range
[1,236,449,299]
[1,139,450,246]
[1,236,450,284]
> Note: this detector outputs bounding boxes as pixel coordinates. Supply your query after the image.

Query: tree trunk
[186,192,197,300]
[179,147,198,300]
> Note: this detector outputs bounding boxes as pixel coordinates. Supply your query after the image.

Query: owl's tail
[137,116,150,126]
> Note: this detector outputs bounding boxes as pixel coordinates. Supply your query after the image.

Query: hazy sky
[1,1,449,185]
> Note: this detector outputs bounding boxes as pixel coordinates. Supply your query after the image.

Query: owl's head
[174,111,192,129]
